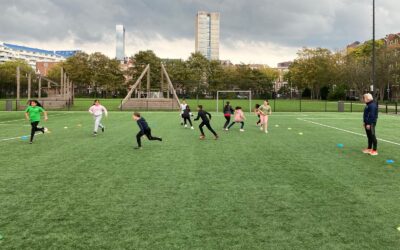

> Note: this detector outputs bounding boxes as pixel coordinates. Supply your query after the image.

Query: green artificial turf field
[0,111,400,249]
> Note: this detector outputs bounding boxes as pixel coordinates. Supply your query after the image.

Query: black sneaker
[102,127,105,132]
[93,132,97,136]
[41,128,45,134]
[159,138,163,142]
[134,146,142,150]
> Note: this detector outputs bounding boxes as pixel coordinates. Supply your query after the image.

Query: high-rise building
[195,11,220,61]
[115,24,125,61]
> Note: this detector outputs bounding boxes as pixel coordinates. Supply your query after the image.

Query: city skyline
[1,0,400,66]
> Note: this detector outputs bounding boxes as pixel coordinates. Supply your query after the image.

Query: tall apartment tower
[195,11,220,61]
[115,24,125,61]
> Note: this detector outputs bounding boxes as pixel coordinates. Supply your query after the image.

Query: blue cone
[337,143,344,148]
[21,136,28,140]
[386,160,395,164]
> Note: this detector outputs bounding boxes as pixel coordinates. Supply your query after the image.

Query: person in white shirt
[180,99,188,125]
[88,99,108,136]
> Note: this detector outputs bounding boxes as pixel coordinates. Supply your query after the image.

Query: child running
[180,99,188,125]
[182,105,194,129]
[258,100,272,133]
[25,100,48,144]
[223,101,234,130]
[255,104,261,126]
[194,105,218,140]
[88,99,108,136]
[133,112,162,149]
[227,106,245,132]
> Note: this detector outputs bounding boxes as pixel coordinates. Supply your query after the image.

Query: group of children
[24,98,272,148]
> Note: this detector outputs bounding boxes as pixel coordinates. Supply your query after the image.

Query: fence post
[120,100,123,111]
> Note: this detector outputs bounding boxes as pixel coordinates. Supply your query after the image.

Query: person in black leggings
[182,105,194,129]
[194,105,218,140]
[362,93,378,155]
[223,101,234,130]
[133,112,162,149]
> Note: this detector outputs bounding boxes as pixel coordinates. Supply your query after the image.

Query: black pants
[365,123,377,150]
[228,121,244,129]
[30,121,43,142]
[199,121,217,136]
[256,115,261,125]
[223,116,231,128]
[136,128,161,147]
[183,117,192,126]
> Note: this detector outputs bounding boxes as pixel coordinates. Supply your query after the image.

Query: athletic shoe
[134,146,142,150]
[199,135,205,140]
[93,132,97,136]
[265,130,268,134]
[369,150,378,156]
[260,127,263,131]
[362,149,372,154]
[184,125,188,128]
[214,135,219,140]
[240,129,244,132]
[191,127,194,130]
[225,128,229,131]
[102,127,105,132]
[41,128,45,134]
[159,138,163,142]
[29,141,33,144]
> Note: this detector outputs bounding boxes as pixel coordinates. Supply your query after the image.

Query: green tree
[0,60,34,98]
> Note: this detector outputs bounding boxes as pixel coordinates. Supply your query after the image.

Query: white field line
[0,132,44,142]
[0,113,69,124]
[297,118,400,147]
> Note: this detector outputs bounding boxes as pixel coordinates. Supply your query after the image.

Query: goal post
[216,90,252,113]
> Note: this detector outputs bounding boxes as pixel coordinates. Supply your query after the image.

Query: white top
[180,103,187,112]
[89,104,108,116]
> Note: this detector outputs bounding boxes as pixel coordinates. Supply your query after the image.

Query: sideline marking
[298,118,400,147]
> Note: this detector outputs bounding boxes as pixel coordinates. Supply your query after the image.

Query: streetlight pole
[372,0,376,97]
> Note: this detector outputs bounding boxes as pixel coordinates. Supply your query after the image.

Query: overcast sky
[1,0,399,66]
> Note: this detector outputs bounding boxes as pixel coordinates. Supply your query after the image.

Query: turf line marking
[298,118,400,147]
[0,133,44,142]
[0,113,70,124]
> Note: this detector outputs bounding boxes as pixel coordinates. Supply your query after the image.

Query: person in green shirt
[257,99,272,133]
[25,100,48,144]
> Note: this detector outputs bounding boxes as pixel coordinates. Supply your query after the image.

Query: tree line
[287,40,400,101]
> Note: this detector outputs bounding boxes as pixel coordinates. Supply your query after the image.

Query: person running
[223,101,234,130]
[88,99,108,136]
[362,93,379,156]
[258,100,272,133]
[133,112,162,149]
[182,105,194,129]
[227,106,245,132]
[194,105,218,140]
[180,99,188,125]
[255,104,261,126]
[25,100,48,144]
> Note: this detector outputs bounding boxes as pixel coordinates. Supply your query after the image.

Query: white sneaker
[265,130,268,134]
[225,128,229,131]
[240,129,244,132]
[260,127,263,131]
[184,124,188,128]
[191,127,194,130]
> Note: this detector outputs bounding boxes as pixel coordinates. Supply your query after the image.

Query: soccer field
[1,111,400,249]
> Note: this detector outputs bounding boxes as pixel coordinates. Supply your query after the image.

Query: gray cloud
[1,0,399,50]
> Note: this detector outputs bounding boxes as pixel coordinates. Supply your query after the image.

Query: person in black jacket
[133,112,162,149]
[182,105,194,129]
[194,105,218,140]
[223,101,234,130]
[362,93,378,156]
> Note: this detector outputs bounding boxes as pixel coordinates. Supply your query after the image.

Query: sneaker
[191,127,194,130]
[199,135,205,140]
[265,130,268,134]
[225,128,229,131]
[159,138,163,142]
[44,127,48,133]
[240,129,244,132]
[369,150,378,156]
[362,149,372,154]
[29,141,33,144]
[93,132,97,136]
[102,127,105,132]
[134,146,142,150]
[260,127,263,131]
[41,128,45,134]
[214,135,219,140]
[184,125,188,128]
